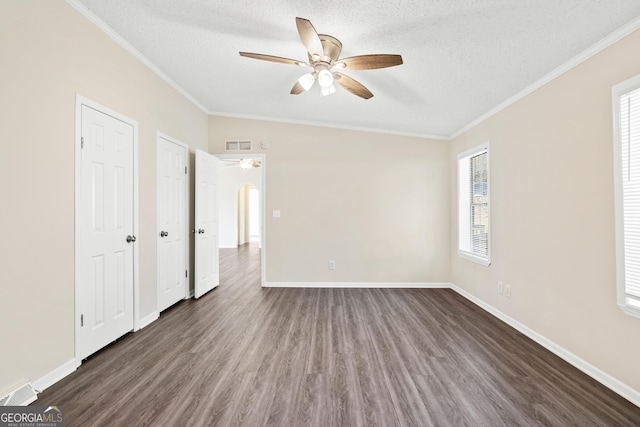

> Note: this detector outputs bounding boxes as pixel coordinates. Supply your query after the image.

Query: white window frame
[457,142,491,266]
[612,74,640,320]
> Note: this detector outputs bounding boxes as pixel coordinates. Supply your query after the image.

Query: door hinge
[185,270,188,278]
[81,136,84,149]
[80,314,84,327]
[185,166,187,174]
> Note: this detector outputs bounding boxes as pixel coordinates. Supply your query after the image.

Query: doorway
[237,184,260,246]
[217,154,265,286]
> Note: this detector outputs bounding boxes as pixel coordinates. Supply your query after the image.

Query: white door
[157,135,188,312]
[78,104,135,360]
[194,150,219,298]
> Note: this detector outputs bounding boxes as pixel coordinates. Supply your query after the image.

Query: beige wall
[0,1,208,396]
[209,117,450,284]
[449,29,640,392]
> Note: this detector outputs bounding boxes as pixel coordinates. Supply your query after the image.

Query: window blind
[470,152,489,258]
[458,144,490,266]
[620,87,640,305]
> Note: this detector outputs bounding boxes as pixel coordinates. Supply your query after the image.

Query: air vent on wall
[225,140,252,151]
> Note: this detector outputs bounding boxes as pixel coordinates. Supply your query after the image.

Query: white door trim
[74,94,139,366]
[156,132,189,311]
[216,153,266,287]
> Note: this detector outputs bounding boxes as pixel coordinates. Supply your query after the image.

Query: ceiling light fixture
[297,72,315,91]
[317,66,333,88]
[321,84,336,97]
[239,159,253,169]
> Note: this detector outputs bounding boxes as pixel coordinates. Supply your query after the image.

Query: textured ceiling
[73,0,640,138]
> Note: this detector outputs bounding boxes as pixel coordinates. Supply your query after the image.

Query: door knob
[160,231,168,237]
[198,229,205,234]
[126,235,137,243]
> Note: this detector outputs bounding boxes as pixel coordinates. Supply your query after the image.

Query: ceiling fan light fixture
[321,84,336,97]
[239,159,253,169]
[298,72,315,91]
[317,68,334,88]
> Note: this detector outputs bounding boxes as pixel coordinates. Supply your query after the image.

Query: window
[458,143,490,266]
[613,75,640,319]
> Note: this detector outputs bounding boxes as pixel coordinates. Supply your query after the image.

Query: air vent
[1,383,37,406]
[225,140,252,151]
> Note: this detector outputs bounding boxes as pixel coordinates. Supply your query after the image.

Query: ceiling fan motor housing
[316,34,342,63]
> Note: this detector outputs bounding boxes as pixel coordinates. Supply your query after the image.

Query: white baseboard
[32,359,76,394]
[450,283,640,408]
[138,311,159,329]
[28,312,157,400]
[263,282,450,288]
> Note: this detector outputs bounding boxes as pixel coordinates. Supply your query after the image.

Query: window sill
[458,251,491,267]
[619,300,640,320]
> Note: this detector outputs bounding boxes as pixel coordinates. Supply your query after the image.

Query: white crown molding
[450,283,640,408]
[209,110,449,141]
[64,0,209,115]
[449,16,640,141]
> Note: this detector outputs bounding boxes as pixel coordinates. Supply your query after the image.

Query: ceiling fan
[239,17,403,99]
[222,158,262,169]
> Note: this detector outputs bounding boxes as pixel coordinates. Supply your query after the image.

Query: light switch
[272,210,281,218]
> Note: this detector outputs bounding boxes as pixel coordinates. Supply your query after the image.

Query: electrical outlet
[505,284,511,298]
[498,281,503,295]
[328,260,336,270]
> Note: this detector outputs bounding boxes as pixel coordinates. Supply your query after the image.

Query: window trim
[613,74,640,320]
[457,142,491,267]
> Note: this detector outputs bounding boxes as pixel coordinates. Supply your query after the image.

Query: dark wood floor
[36,242,639,426]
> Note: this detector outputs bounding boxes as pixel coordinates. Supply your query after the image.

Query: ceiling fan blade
[239,52,305,66]
[291,81,305,95]
[296,17,324,58]
[334,73,373,99]
[338,54,403,70]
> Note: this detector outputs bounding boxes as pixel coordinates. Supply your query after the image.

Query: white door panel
[79,105,135,360]
[157,135,188,312]
[195,150,219,298]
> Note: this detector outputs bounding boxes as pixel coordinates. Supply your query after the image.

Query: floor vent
[0,383,37,406]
